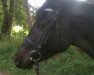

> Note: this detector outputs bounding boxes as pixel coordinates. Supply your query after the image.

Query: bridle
[25,8,59,75]
[26,8,59,75]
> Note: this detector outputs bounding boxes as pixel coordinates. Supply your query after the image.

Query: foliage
[14,0,37,30]
[0,38,94,75]
[0,37,35,75]
[0,1,3,30]
[0,0,37,36]
[14,0,27,27]
[12,30,28,38]
[1,0,15,35]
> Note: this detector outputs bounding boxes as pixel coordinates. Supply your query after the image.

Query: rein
[26,9,59,75]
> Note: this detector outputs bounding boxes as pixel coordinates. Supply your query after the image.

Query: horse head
[14,0,61,69]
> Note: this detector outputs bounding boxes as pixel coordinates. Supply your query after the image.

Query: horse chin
[21,64,33,69]
[22,60,34,69]
[15,59,34,69]
[16,62,33,69]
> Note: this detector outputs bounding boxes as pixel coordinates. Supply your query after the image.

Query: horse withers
[15,0,94,69]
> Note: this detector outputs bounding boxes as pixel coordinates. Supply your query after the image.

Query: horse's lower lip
[15,61,33,69]
[16,64,32,69]
[22,66,32,69]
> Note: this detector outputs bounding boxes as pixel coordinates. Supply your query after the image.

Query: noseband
[25,8,59,75]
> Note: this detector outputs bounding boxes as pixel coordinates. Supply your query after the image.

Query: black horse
[15,0,94,69]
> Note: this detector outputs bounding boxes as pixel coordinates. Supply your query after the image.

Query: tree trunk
[1,0,15,36]
[24,0,32,28]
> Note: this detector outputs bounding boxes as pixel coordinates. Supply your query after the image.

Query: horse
[15,0,94,69]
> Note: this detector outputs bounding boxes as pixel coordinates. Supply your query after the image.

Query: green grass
[0,38,35,75]
[0,37,94,75]
[40,47,94,75]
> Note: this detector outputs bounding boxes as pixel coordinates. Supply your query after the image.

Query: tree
[0,0,37,37]
[14,0,31,31]
[1,0,15,36]
[24,0,32,28]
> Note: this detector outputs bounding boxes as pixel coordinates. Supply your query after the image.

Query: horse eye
[39,25,43,29]
[39,22,45,28]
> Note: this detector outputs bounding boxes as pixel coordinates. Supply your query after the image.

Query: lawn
[0,38,94,75]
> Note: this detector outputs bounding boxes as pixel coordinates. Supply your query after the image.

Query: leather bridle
[25,8,59,75]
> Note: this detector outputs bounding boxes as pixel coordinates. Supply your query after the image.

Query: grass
[40,47,94,75]
[0,37,35,75]
[0,37,94,75]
